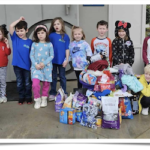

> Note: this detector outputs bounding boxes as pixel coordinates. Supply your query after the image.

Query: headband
[35,25,48,32]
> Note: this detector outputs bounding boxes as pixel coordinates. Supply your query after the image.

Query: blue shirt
[49,32,70,64]
[10,31,33,70]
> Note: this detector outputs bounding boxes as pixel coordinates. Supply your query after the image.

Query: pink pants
[32,78,50,99]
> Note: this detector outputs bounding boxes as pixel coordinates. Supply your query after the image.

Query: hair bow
[118,21,127,28]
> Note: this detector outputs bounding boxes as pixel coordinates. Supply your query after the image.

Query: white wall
[108,5,145,75]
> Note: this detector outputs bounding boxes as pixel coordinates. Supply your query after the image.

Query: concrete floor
[0,81,150,139]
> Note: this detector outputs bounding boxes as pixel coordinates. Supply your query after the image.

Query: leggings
[32,78,50,99]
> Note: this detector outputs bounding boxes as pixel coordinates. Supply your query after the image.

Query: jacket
[138,74,150,114]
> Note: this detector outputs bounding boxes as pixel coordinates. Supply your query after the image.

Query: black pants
[140,96,150,108]
[75,70,82,89]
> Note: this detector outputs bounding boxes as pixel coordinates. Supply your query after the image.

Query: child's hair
[49,17,66,39]
[71,26,85,41]
[33,24,50,43]
[0,24,8,41]
[116,29,129,40]
[144,65,150,74]
[97,20,108,28]
[15,21,27,30]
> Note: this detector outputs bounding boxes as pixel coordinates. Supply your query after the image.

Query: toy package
[121,97,134,119]
[80,103,98,129]
[59,107,76,124]
[72,91,88,109]
[55,87,66,112]
[101,96,120,129]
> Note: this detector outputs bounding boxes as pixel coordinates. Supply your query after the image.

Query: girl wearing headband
[30,24,54,109]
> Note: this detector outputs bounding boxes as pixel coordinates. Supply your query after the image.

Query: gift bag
[55,87,65,112]
[62,93,74,109]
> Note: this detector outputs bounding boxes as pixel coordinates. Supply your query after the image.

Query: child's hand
[4,38,9,45]
[40,62,45,69]
[62,60,68,68]
[19,16,25,21]
[36,64,41,70]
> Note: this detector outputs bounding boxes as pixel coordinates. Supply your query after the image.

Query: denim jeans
[13,66,32,99]
[49,64,67,95]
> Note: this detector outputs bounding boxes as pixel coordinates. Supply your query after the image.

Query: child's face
[118,30,126,39]
[37,29,46,42]
[0,31,3,41]
[16,28,28,39]
[145,72,150,82]
[97,25,108,37]
[54,20,62,33]
[73,29,83,42]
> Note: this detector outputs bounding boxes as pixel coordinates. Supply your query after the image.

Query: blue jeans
[13,66,32,99]
[50,64,67,95]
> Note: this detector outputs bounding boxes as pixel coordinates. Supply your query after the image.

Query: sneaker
[18,98,25,105]
[49,95,55,102]
[26,98,33,104]
[41,96,47,107]
[34,97,41,109]
[142,108,149,115]
[0,97,3,103]
[2,97,7,103]
[0,97,7,103]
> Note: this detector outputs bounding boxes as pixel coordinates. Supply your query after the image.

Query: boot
[41,96,47,107]
[34,97,41,109]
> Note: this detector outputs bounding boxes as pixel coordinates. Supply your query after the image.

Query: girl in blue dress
[30,25,54,109]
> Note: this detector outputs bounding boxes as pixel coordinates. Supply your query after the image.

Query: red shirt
[0,41,11,67]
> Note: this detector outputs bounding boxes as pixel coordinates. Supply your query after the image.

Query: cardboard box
[59,107,76,124]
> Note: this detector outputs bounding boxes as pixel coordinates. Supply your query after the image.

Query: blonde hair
[116,29,129,41]
[71,26,85,41]
[144,65,150,74]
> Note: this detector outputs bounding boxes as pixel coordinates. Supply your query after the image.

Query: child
[142,32,150,66]
[139,65,150,115]
[30,24,54,109]
[69,26,92,89]
[0,24,11,103]
[112,20,134,67]
[48,17,70,101]
[91,20,112,67]
[9,16,33,105]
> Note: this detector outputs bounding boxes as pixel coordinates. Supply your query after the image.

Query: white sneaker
[0,97,3,103]
[142,108,149,115]
[41,96,47,107]
[49,95,55,101]
[0,97,7,103]
[2,97,7,103]
[34,97,41,109]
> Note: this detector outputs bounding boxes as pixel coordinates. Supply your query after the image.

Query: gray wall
[79,5,108,45]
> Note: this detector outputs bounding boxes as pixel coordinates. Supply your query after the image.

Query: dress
[30,42,54,82]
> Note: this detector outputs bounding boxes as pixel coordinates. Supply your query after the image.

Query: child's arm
[107,38,112,67]
[63,34,70,67]
[142,37,149,65]
[91,38,95,54]
[42,43,54,66]
[85,42,93,57]
[30,43,38,67]
[9,16,25,35]
[4,38,11,55]
[139,77,150,97]
[112,39,120,66]
[128,40,135,66]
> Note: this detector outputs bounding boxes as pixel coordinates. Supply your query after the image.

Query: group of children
[0,16,150,115]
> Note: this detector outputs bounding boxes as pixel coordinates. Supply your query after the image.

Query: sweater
[0,41,11,67]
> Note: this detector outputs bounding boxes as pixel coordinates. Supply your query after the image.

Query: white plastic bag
[62,93,74,108]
